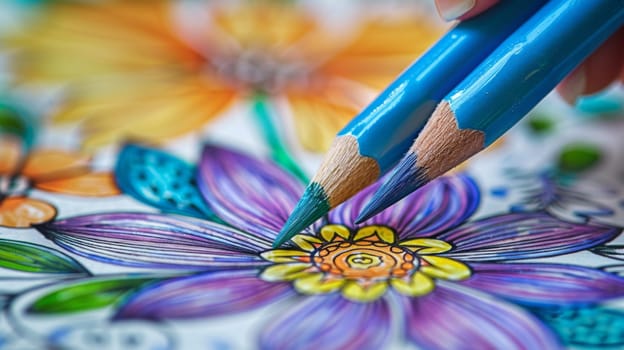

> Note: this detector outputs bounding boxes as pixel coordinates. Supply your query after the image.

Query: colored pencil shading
[358,0,624,222]
[274,1,548,247]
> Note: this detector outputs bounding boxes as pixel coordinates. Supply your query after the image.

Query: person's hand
[434,0,624,105]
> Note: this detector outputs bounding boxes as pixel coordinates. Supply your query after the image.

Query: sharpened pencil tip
[274,182,331,248]
[356,153,429,223]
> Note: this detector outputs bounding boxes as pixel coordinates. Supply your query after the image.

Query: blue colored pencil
[358,0,624,222]
[274,1,548,247]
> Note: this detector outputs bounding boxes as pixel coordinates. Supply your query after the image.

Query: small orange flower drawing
[0,137,119,228]
[6,1,443,152]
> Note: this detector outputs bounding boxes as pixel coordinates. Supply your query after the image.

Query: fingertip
[557,28,624,105]
[557,67,586,106]
[435,0,499,21]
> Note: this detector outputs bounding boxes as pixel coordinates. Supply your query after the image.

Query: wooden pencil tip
[311,135,381,209]
[411,101,485,180]
[356,152,429,223]
[274,182,330,247]
[358,101,486,222]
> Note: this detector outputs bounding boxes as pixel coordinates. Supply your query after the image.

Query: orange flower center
[261,225,471,302]
[313,240,415,280]
[213,49,309,93]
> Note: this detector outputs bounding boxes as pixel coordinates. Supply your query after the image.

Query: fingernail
[436,0,476,21]
[559,68,586,105]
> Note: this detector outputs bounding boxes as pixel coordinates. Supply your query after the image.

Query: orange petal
[35,172,120,197]
[0,197,57,228]
[321,17,445,89]
[286,79,372,152]
[21,150,90,180]
[0,137,23,175]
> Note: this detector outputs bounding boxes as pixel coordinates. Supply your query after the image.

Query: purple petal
[439,212,620,261]
[260,294,390,350]
[463,263,624,306]
[38,212,269,269]
[198,145,321,240]
[116,270,291,320]
[331,174,479,238]
[401,282,562,349]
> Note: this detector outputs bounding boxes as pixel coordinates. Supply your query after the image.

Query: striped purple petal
[462,263,624,306]
[198,145,321,241]
[331,174,479,238]
[116,270,291,320]
[439,212,620,261]
[401,281,562,349]
[260,294,390,350]
[37,213,270,270]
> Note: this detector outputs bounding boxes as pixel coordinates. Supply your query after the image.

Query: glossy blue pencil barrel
[276,1,552,247]
[357,0,624,223]
[339,0,547,173]
[450,0,624,145]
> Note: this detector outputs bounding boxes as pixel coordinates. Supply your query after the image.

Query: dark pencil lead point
[274,182,330,248]
[356,153,429,223]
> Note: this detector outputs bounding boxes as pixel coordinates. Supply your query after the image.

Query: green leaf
[28,276,156,314]
[557,143,602,173]
[0,239,86,274]
[527,114,555,135]
[0,102,36,149]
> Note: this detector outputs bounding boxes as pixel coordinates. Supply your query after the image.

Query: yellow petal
[390,272,434,297]
[291,234,323,252]
[294,273,344,294]
[0,197,57,228]
[8,1,236,152]
[286,81,367,153]
[421,256,471,281]
[35,172,120,197]
[399,238,452,254]
[260,263,312,282]
[342,281,387,302]
[80,87,234,152]
[260,249,310,263]
[354,225,395,244]
[213,3,315,49]
[9,2,199,83]
[320,224,351,242]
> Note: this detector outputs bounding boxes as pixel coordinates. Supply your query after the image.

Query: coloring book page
[1,1,624,349]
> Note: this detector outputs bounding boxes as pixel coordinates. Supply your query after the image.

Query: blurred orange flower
[7,1,443,152]
[0,137,119,228]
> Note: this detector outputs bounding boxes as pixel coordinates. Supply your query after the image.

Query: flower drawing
[0,136,119,228]
[36,144,624,349]
[7,1,442,152]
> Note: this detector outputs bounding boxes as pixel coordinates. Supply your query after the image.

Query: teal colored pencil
[274,1,548,247]
[358,0,624,222]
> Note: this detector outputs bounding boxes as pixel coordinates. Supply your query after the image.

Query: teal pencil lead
[274,183,330,248]
[356,153,428,223]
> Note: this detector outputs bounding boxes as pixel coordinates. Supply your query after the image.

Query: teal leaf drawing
[531,304,624,348]
[0,239,86,274]
[115,144,223,223]
[28,276,157,314]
